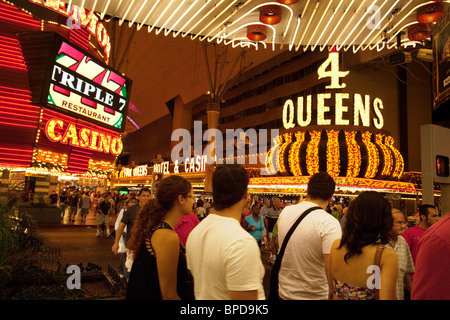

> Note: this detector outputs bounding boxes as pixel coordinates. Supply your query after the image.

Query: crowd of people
[48,188,147,237]
[98,165,449,301]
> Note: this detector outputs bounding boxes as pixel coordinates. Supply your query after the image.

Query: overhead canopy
[63,0,446,52]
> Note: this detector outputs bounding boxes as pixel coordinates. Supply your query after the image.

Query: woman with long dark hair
[328,191,398,300]
[126,175,195,300]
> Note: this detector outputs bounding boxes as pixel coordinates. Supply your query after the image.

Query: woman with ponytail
[126,175,195,300]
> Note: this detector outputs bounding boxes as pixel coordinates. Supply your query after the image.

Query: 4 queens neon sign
[283,51,384,130]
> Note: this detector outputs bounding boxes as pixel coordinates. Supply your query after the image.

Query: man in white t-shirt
[186,164,265,300]
[277,172,342,300]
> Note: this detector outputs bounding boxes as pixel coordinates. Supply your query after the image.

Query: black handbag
[268,206,322,300]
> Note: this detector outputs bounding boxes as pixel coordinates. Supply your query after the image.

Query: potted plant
[0,192,63,299]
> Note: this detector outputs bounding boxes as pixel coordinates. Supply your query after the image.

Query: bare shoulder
[152,228,180,248]
[380,247,398,265]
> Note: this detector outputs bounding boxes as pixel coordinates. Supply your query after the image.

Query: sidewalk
[40,207,274,298]
[59,206,105,226]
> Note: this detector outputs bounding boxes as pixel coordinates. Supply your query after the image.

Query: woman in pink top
[175,212,200,247]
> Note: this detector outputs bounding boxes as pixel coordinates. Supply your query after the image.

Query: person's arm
[112,222,126,253]
[404,273,413,294]
[325,239,341,300]
[324,253,333,299]
[152,229,181,300]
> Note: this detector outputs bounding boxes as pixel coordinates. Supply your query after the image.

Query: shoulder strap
[268,205,322,300]
[275,206,322,265]
[374,245,384,300]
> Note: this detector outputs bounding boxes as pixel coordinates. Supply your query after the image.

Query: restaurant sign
[45,41,131,132]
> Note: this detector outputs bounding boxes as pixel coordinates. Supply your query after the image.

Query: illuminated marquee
[283,52,384,129]
[45,119,123,156]
[268,51,404,180]
[265,129,404,180]
[46,41,131,132]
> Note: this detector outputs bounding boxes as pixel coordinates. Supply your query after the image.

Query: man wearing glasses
[385,208,415,300]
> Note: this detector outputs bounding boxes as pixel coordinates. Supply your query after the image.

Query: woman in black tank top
[126,175,195,300]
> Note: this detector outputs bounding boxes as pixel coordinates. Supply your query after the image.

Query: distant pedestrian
[402,204,440,265]
[49,190,58,206]
[186,164,265,300]
[80,192,91,223]
[59,191,68,221]
[329,191,398,300]
[174,212,200,248]
[195,200,206,220]
[266,197,282,264]
[243,203,264,247]
[112,188,151,254]
[68,190,80,223]
[385,208,414,300]
[126,176,195,300]
[276,172,341,300]
[260,198,271,248]
[115,196,138,279]
[97,193,112,237]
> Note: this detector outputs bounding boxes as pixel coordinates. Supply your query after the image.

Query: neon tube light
[304,0,334,51]
[289,16,302,51]
[118,0,135,26]
[344,0,387,52]
[354,0,400,53]
[174,0,210,37]
[367,0,413,50]
[313,0,345,51]
[148,0,176,34]
[335,0,377,52]
[137,0,159,31]
[129,0,148,28]
[296,0,320,51]
[193,0,236,41]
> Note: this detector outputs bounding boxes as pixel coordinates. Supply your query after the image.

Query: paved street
[38,208,273,299]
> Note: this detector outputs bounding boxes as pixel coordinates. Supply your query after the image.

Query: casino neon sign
[45,119,123,156]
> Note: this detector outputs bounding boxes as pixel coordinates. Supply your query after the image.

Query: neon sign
[47,41,131,132]
[45,118,123,156]
[283,52,384,129]
[29,0,111,62]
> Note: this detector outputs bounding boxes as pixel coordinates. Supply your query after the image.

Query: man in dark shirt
[69,190,80,223]
[49,190,58,206]
[96,193,112,237]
